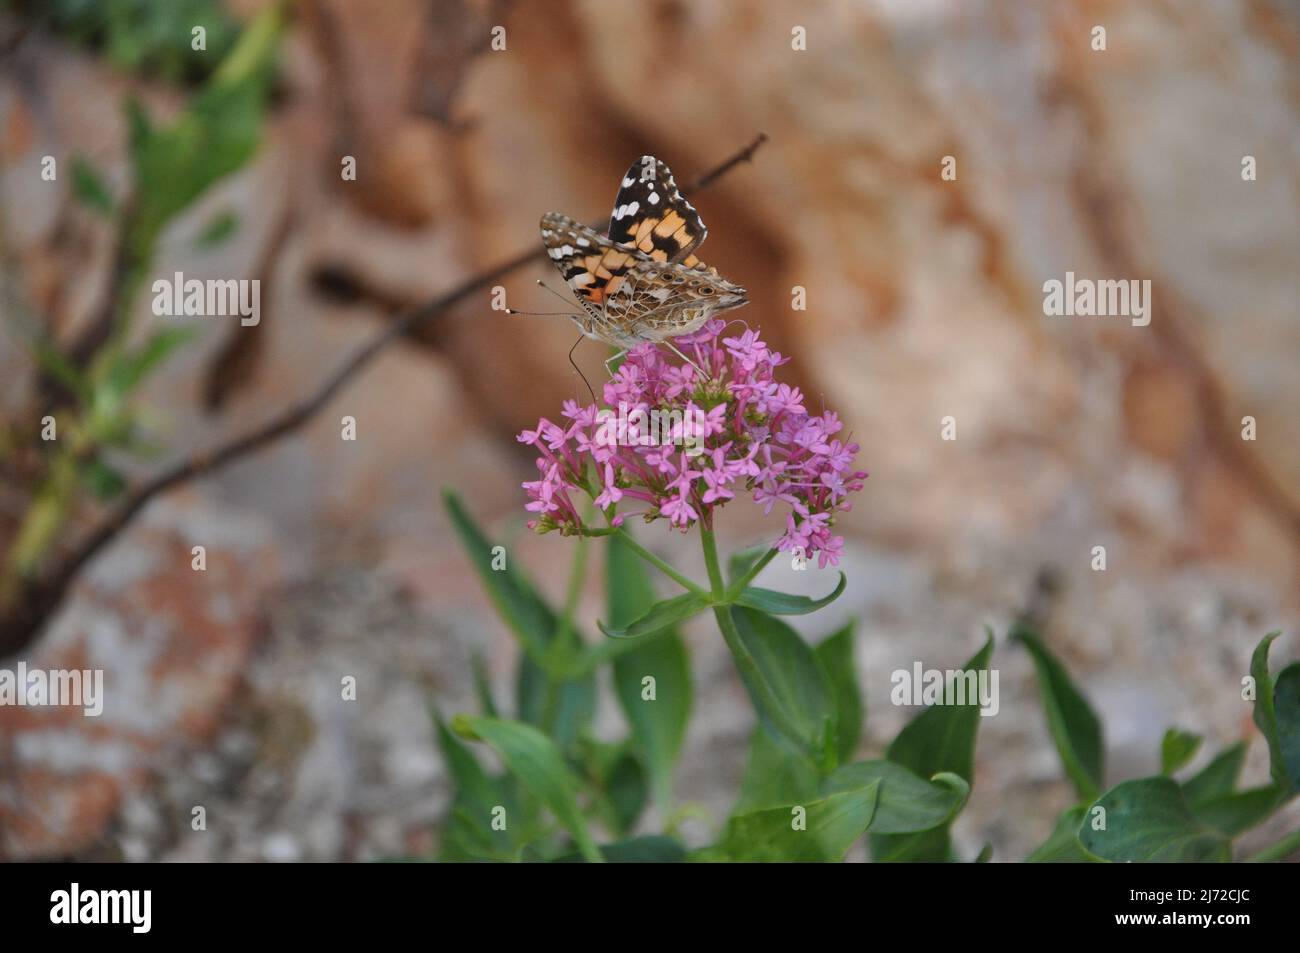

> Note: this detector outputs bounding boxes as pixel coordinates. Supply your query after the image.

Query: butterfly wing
[540,212,644,321]
[607,156,707,267]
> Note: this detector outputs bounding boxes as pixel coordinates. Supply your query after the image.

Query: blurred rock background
[0,0,1296,860]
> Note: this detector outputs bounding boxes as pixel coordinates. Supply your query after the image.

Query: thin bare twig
[0,133,769,656]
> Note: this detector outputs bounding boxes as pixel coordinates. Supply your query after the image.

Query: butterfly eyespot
[701,287,714,295]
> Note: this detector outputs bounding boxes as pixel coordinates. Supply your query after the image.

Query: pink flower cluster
[517,321,867,567]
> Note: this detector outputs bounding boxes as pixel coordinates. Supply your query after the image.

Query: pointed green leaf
[1160,728,1202,776]
[1026,806,1098,863]
[887,633,994,783]
[874,634,992,861]
[1012,626,1103,801]
[1249,633,1300,793]
[1182,742,1245,806]
[728,606,839,771]
[451,714,601,863]
[705,782,881,862]
[815,621,862,762]
[1250,633,1284,787]
[433,713,528,862]
[735,726,820,813]
[1192,784,1286,837]
[1271,661,1300,792]
[822,761,967,834]
[443,491,593,747]
[103,327,198,400]
[470,650,498,717]
[1078,777,1230,863]
[575,738,648,837]
[734,572,846,615]
[598,590,710,639]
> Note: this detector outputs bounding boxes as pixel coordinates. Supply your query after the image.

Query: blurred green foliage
[8,0,240,84]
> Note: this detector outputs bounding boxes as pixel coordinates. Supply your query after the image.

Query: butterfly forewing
[607,156,707,266]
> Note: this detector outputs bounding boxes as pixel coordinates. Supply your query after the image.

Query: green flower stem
[540,518,590,729]
[550,529,589,658]
[1246,825,1300,863]
[726,547,779,598]
[700,527,725,598]
[609,527,707,596]
[702,528,807,752]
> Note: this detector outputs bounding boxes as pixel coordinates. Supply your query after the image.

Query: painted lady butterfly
[538,156,748,363]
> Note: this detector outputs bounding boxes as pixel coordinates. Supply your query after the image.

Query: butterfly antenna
[504,280,582,319]
[568,332,597,404]
[535,278,577,307]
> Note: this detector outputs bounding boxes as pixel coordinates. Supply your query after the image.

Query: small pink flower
[515,322,865,561]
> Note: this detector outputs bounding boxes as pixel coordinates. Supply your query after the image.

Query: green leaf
[103,327,198,401]
[1181,743,1245,805]
[443,492,559,662]
[728,606,839,771]
[973,843,993,863]
[704,782,881,862]
[442,491,593,747]
[734,572,846,615]
[598,590,710,639]
[607,531,691,813]
[470,650,498,717]
[822,761,967,835]
[875,633,992,862]
[514,654,594,752]
[70,156,114,216]
[552,835,686,863]
[433,713,529,862]
[126,5,280,255]
[1160,728,1202,776]
[575,738,648,837]
[603,750,648,836]
[734,726,820,813]
[887,633,994,783]
[1026,806,1097,863]
[1078,777,1230,863]
[1192,784,1286,837]
[815,622,862,763]
[451,714,602,863]
[1271,661,1300,792]
[1249,633,1299,793]
[1011,626,1104,801]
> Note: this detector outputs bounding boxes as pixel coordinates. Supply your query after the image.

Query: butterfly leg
[664,340,706,377]
[603,349,627,378]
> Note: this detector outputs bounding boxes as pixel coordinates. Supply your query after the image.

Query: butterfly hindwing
[607,156,706,266]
